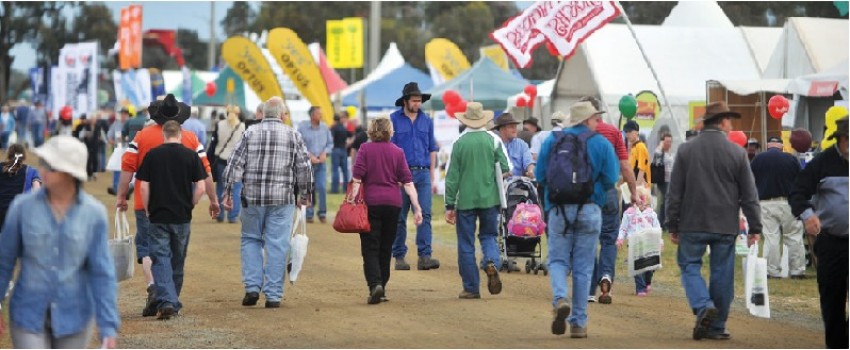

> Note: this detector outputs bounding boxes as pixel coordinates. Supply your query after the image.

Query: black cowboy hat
[522,117,541,130]
[395,82,431,107]
[150,94,191,125]
[828,116,849,141]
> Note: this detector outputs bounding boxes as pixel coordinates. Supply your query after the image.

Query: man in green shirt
[444,102,511,299]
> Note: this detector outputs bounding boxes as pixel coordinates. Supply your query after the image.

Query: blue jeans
[149,223,191,311]
[634,271,654,293]
[393,169,432,258]
[307,163,326,219]
[134,210,151,263]
[0,131,11,149]
[215,161,242,222]
[456,206,501,294]
[677,232,736,333]
[590,187,620,296]
[241,205,295,302]
[30,123,44,147]
[112,171,120,191]
[330,148,349,193]
[547,203,601,328]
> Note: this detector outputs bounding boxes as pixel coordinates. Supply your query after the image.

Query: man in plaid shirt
[221,96,312,309]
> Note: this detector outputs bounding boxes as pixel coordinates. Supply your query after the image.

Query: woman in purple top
[349,117,422,305]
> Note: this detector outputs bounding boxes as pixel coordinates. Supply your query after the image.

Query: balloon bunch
[516,85,537,109]
[442,90,467,118]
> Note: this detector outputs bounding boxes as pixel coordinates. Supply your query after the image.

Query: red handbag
[333,181,371,233]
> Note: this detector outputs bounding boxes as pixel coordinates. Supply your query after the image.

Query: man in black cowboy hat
[789,115,848,349]
[390,82,440,271]
[518,117,540,147]
[666,100,762,341]
[493,112,534,178]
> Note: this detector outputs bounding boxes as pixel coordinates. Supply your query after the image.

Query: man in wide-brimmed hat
[666,100,762,341]
[789,115,848,349]
[519,117,541,146]
[493,112,534,178]
[444,102,510,299]
[531,111,568,160]
[535,100,619,339]
[390,82,440,271]
[116,94,220,318]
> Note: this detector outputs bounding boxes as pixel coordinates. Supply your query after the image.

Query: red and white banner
[534,1,621,61]
[489,2,559,69]
[490,1,621,68]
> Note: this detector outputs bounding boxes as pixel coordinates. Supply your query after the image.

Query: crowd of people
[0,80,844,349]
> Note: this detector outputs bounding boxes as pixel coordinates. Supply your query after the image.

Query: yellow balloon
[346,105,357,119]
[822,106,847,149]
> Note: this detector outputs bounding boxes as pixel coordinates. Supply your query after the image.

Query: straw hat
[32,136,89,182]
[455,102,494,129]
[564,101,605,128]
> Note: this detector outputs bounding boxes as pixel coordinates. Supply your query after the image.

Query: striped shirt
[223,118,313,206]
[122,124,211,211]
[596,121,629,161]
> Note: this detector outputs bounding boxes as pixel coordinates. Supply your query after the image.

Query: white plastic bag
[108,209,135,282]
[744,244,771,318]
[106,146,125,172]
[288,205,308,285]
[627,228,663,277]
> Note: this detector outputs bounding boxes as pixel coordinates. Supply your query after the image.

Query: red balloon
[728,130,747,147]
[445,104,457,119]
[790,128,813,153]
[443,90,461,106]
[767,95,789,119]
[545,41,559,57]
[516,97,528,108]
[205,81,217,97]
[524,85,538,98]
[528,97,536,109]
[455,99,468,113]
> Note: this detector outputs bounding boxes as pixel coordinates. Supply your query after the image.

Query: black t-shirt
[351,127,367,151]
[136,143,207,224]
[331,123,351,149]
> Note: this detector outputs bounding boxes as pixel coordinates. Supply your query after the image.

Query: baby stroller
[498,177,548,275]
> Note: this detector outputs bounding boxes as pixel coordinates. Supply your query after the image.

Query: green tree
[221,2,256,38]
[70,3,118,55]
[177,29,209,70]
[430,2,495,65]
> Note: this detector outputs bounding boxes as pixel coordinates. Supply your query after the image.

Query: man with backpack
[535,101,619,339]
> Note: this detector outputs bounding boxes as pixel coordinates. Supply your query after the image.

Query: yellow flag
[425,38,471,82]
[268,27,334,126]
[326,18,363,69]
[480,45,509,72]
[221,36,284,102]
[326,20,345,68]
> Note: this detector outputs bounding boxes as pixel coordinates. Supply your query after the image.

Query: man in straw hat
[789,115,848,349]
[492,112,535,178]
[444,102,511,299]
[117,94,220,318]
[390,82,441,271]
[535,100,619,338]
[666,101,762,341]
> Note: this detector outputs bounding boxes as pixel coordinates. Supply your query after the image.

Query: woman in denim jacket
[0,136,119,348]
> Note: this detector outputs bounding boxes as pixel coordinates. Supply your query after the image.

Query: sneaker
[306,217,314,224]
[693,306,719,340]
[458,291,481,299]
[395,257,411,271]
[265,300,281,308]
[157,303,175,320]
[319,216,327,223]
[551,298,571,335]
[380,295,390,303]
[598,276,612,304]
[368,285,384,305]
[107,187,116,196]
[242,292,260,306]
[417,256,441,270]
[587,295,597,303]
[704,330,731,340]
[142,284,157,317]
[636,291,648,297]
[570,324,588,338]
[485,262,502,295]
[646,284,653,293]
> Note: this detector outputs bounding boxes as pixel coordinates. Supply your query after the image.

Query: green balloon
[619,95,637,119]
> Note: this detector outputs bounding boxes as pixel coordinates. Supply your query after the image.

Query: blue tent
[342,64,433,111]
[423,57,527,111]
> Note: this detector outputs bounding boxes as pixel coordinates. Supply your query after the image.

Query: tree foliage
[221,2,256,38]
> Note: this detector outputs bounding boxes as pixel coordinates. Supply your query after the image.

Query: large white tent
[762,17,849,79]
[739,26,784,76]
[662,1,734,28]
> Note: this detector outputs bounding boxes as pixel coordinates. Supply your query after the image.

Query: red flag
[533,1,621,61]
[489,2,559,69]
[143,29,185,67]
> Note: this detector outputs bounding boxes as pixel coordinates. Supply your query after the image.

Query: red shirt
[597,121,628,161]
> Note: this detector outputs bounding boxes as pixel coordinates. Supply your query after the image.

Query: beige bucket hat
[32,136,89,182]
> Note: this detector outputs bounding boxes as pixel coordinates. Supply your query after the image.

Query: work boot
[417,256,440,270]
[395,257,410,270]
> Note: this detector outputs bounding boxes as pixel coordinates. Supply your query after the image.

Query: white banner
[489,1,559,69]
[534,1,621,60]
[113,69,152,108]
[54,42,99,119]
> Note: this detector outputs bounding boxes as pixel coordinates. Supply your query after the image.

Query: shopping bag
[106,145,126,172]
[288,205,309,285]
[108,209,135,282]
[744,244,771,318]
[627,228,663,277]
[333,181,370,233]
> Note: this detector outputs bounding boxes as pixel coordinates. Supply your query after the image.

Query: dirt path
[1,175,826,348]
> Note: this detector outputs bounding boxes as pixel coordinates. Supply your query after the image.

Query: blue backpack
[546,130,596,206]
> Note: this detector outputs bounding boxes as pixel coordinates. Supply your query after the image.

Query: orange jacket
[122,124,211,210]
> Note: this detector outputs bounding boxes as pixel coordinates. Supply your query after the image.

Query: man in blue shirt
[390,82,440,271]
[493,112,534,178]
[182,106,208,146]
[297,106,332,223]
[535,101,619,339]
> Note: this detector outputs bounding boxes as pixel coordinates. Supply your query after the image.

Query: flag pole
[615,2,682,135]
